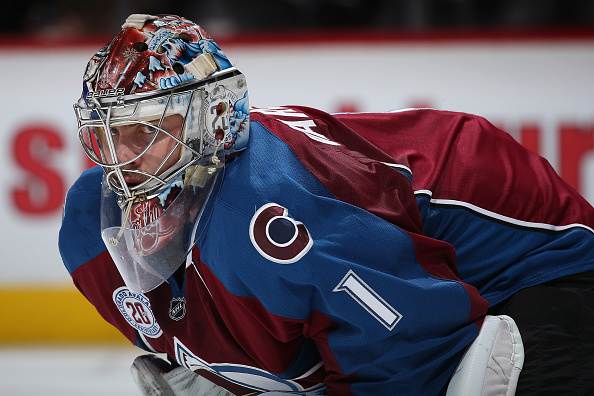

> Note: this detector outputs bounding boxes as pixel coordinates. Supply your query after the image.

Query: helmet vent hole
[215,129,225,140]
[172,62,185,75]
[133,42,148,52]
[177,33,192,43]
[216,102,227,116]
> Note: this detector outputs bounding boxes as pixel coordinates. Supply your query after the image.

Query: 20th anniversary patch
[113,286,163,338]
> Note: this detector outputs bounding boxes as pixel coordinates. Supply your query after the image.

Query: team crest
[249,203,313,264]
[113,287,162,338]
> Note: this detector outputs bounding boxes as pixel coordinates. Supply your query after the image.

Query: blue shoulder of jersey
[59,166,106,274]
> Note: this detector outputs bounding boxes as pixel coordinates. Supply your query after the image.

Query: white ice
[0,345,147,395]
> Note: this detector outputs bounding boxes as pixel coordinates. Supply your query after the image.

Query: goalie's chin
[123,174,151,186]
[107,174,151,196]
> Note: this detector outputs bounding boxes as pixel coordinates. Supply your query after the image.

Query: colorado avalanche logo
[249,203,313,264]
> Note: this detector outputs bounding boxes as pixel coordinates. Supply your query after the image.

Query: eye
[109,127,119,136]
[141,124,158,134]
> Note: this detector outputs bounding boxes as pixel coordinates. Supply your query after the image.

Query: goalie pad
[130,354,233,396]
[446,315,524,396]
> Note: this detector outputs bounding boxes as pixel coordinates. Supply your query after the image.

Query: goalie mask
[74,14,249,292]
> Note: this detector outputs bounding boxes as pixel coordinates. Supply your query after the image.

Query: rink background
[0,287,145,394]
[0,346,146,395]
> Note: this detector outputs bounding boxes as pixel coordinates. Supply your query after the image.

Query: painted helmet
[74,14,250,292]
[74,14,249,202]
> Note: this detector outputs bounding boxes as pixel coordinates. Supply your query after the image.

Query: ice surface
[0,345,146,395]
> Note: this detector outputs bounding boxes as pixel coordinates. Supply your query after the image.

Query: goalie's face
[99,114,184,187]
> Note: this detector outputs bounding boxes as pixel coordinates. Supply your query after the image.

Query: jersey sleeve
[337,109,594,304]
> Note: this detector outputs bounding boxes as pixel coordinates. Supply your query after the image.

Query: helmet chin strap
[108,191,143,246]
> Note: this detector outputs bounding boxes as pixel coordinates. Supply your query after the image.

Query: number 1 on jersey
[334,270,402,331]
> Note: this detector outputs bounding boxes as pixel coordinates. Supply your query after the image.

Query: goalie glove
[130,354,234,396]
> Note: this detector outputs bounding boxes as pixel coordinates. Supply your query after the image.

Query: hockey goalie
[60,13,594,395]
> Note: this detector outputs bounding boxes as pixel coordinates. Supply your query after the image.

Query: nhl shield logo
[169,297,186,321]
